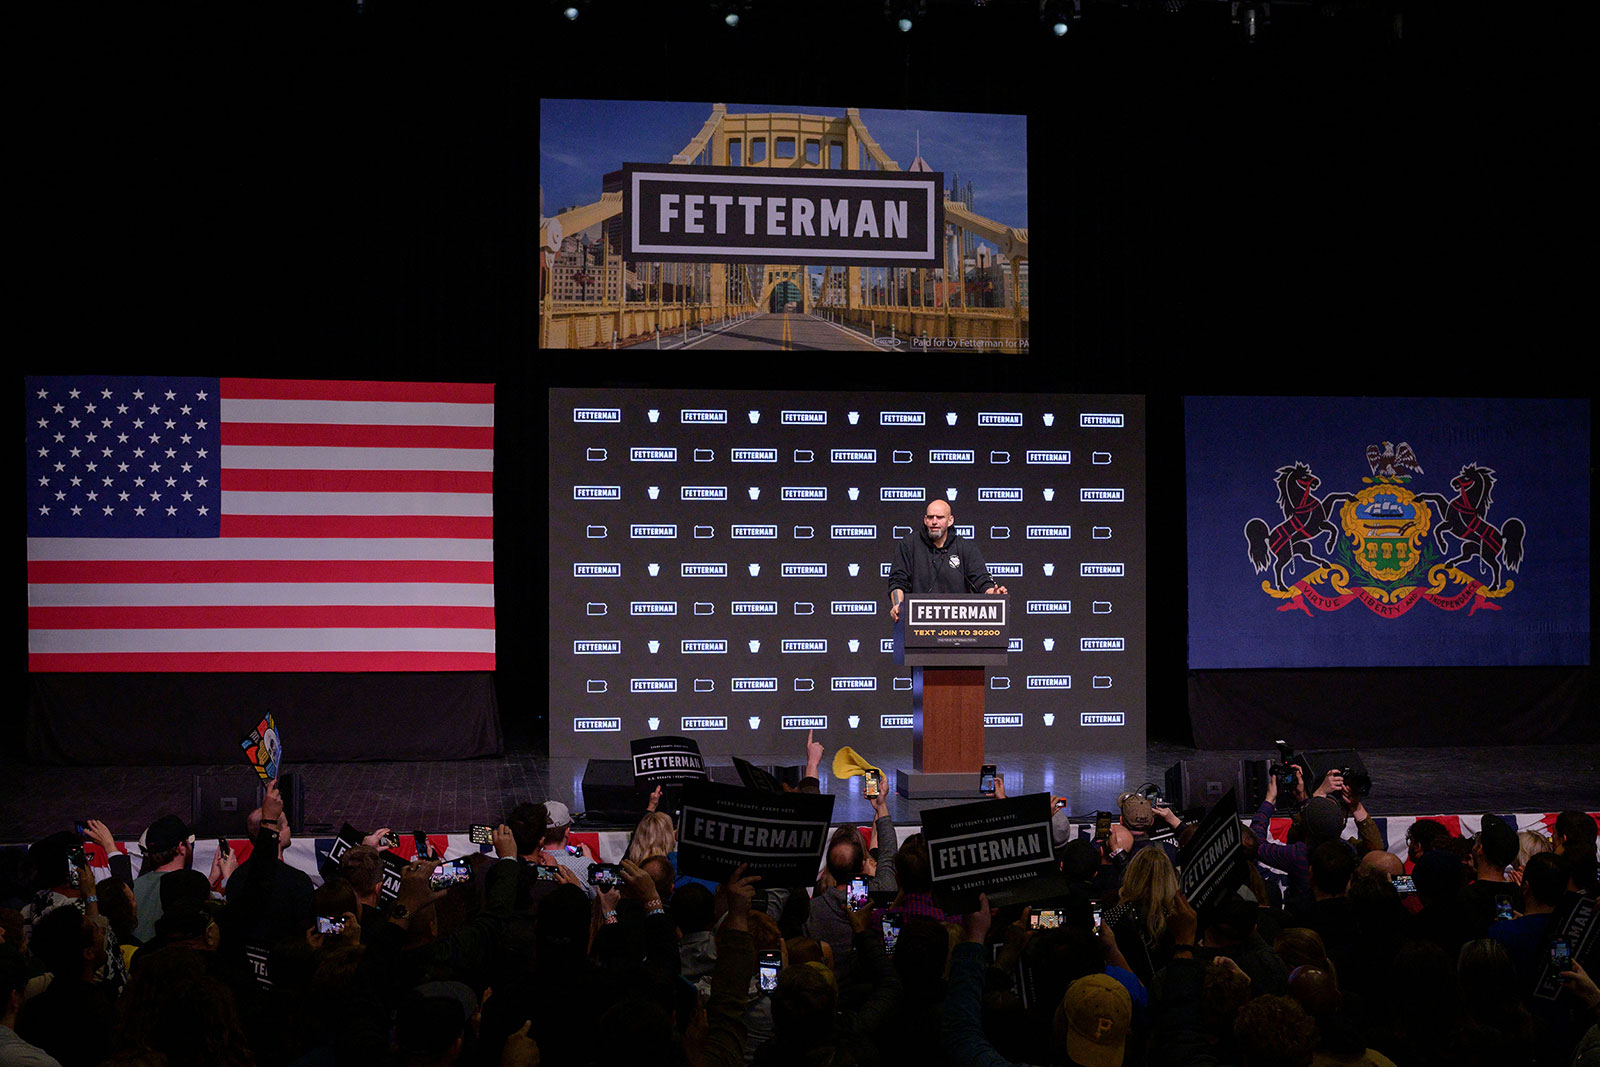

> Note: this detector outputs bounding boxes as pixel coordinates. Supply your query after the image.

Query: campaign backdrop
[1186,396,1589,669]
[549,389,1147,759]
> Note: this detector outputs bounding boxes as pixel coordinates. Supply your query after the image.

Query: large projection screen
[549,390,1146,763]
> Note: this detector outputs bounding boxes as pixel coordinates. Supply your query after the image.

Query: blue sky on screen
[539,99,1028,235]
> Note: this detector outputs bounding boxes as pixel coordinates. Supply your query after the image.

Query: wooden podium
[893,593,1010,798]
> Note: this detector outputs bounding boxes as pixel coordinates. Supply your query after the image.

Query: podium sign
[899,594,1010,667]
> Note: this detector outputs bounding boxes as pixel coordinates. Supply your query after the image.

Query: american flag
[25,375,495,672]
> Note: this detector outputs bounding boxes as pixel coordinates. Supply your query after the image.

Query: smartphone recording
[428,858,474,890]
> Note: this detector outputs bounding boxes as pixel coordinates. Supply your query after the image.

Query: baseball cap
[1474,814,1519,869]
[140,815,195,854]
[1302,797,1346,842]
[1117,792,1154,831]
[1051,807,1076,848]
[543,801,572,828]
[1058,973,1132,1067]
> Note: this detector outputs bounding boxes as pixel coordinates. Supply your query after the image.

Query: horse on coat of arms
[1245,462,1355,592]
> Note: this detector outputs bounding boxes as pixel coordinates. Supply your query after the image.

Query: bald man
[887,499,1007,622]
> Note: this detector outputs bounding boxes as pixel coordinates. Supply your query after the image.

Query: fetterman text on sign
[1178,789,1243,913]
[922,793,1056,896]
[623,164,944,266]
[677,780,835,884]
[631,735,708,789]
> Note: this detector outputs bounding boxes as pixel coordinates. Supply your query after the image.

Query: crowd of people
[1,737,1597,1067]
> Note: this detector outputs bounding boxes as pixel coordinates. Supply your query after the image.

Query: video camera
[1271,740,1371,800]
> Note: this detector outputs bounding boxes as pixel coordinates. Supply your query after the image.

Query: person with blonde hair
[625,811,676,865]
[1101,845,1181,985]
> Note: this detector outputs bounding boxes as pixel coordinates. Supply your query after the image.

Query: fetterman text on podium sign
[893,594,1009,799]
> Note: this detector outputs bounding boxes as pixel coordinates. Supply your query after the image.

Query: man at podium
[887,498,1009,621]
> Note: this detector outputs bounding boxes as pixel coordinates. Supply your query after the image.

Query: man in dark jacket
[887,499,1007,621]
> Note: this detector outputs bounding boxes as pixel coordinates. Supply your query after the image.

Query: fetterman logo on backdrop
[623,164,943,267]
[1242,444,1527,618]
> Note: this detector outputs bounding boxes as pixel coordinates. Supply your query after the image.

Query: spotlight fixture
[1231,0,1271,41]
[1041,0,1080,37]
[885,1,927,33]
[713,1,748,28]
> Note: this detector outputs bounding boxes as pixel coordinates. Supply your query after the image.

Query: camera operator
[1253,767,1382,922]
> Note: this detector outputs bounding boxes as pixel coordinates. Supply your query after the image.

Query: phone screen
[588,863,622,889]
[1392,875,1416,894]
[534,864,562,881]
[1550,939,1573,970]
[864,771,880,798]
[758,951,781,992]
[1494,894,1514,921]
[66,845,87,887]
[412,831,429,857]
[316,915,347,935]
[882,916,902,954]
[429,859,473,890]
[1092,905,1103,933]
[218,837,231,857]
[846,877,870,911]
[980,765,997,796]
[468,824,494,845]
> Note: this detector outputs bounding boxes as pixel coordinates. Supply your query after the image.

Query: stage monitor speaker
[1302,749,1371,797]
[192,770,265,838]
[1164,758,1245,813]
[1240,759,1274,814]
[580,759,643,822]
[767,764,805,788]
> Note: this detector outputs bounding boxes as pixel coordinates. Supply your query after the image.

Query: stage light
[1231,0,1271,41]
[886,1,925,33]
[563,5,578,18]
[725,11,740,25]
[1042,1,1080,38]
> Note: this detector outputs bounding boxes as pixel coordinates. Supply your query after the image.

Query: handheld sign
[631,735,708,788]
[1533,892,1596,1000]
[240,713,281,781]
[677,781,834,884]
[323,823,403,902]
[1178,789,1244,913]
[922,793,1056,910]
[732,756,782,793]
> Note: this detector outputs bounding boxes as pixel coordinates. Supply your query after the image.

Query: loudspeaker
[1240,759,1273,813]
[192,770,264,837]
[580,759,643,821]
[1164,758,1246,812]
[766,764,806,788]
[1302,750,1371,797]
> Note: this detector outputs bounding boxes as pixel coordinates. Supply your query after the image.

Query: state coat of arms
[1243,445,1526,617]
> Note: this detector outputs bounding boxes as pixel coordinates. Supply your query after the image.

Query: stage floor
[5,742,1598,844]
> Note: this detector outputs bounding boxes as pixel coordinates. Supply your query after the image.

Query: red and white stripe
[27,378,495,672]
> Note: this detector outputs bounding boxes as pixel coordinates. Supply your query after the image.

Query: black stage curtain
[26,672,501,764]
[1188,667,1593,749]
